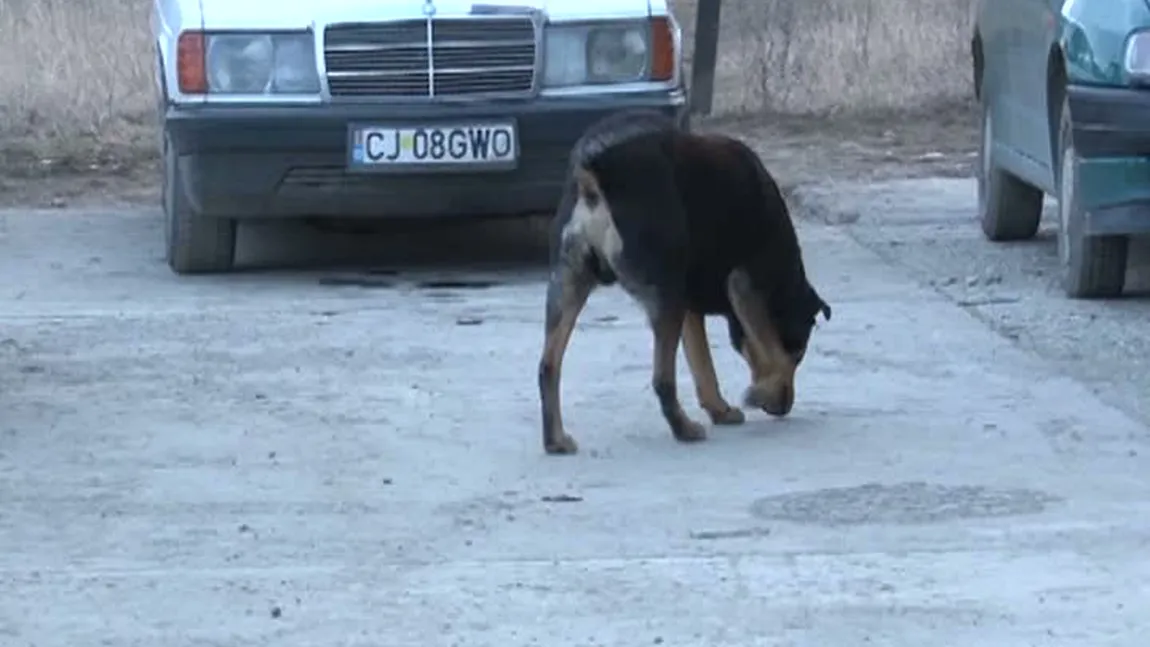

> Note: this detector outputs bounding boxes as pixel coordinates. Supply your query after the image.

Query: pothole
[750,481,1061,526]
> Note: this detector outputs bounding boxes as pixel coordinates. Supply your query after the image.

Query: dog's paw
[673,418,708,443]
[706,405,746,426]
[544,433,580,456]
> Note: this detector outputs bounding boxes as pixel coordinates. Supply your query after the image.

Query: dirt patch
[0,159,159,210]
[712,99,977,190]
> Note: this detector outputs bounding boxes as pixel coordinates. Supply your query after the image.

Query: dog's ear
[804,283,830,324]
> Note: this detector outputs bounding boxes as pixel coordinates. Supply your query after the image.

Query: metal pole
[689,0,722,116]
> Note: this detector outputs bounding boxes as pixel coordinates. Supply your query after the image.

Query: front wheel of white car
[162,133,237,275]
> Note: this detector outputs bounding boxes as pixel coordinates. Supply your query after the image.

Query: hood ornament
[423,0,436,17]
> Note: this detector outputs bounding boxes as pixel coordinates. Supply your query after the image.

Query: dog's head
[727,270,830,417]
[774,278,832,367]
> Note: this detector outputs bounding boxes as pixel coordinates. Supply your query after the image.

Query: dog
[536,109,831,455]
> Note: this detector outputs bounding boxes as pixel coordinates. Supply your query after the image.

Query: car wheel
[162,133,237,275]
[977,96,1044,241]
[1055,95,1127,299]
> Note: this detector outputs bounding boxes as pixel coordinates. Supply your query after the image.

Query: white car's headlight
[543,18,677,88]
[1125,29,1150,84]
[178,31,320,95]
[207,34,275,93]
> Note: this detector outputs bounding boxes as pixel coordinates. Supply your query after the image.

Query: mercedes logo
[422,0,436,17]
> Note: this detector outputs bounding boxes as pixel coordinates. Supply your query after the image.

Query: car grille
[323,17,538,99]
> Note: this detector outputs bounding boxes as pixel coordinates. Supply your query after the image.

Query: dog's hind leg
[726,268,798,417]
[537,254,597,455]
[649,300,708,443]
[682,310,746,426]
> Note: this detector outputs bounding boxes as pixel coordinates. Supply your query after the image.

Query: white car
[150,0,689,274]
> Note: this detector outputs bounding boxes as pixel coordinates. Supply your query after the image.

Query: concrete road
[2,195,1150,646]
[794,178,1150,429]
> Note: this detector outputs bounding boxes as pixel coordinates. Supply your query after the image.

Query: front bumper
[164,91,688,219]
[1067,84,1150,158]
[1066,84,1150,234]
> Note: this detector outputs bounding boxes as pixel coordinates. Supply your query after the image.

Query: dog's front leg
[650,301,708,443]
[682,310,746,425]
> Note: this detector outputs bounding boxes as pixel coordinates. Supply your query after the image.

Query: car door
[978,0,1016,151]
[1015,0,1063,177]
[981,0,1055,191]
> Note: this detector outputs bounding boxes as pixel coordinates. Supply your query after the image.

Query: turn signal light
[177,31,207,94]
[650,16,676,82]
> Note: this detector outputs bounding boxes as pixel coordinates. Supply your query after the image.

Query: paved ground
[794,179,1150,428]
[3,184,1150,646]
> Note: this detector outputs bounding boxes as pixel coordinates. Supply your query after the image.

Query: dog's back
[672,132,827,358]
[571,116,811,314]
[672,133,806,314]
[574,114,826,355]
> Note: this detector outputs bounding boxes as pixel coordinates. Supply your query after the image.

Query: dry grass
[0,0,974,171]
[671,0,974,115]
[0,0,155,169]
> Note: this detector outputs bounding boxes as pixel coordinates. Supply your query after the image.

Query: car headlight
[178,31,320,95]
[207,34,275,93]
[1125,29,1150,84]
[543,18,677,88]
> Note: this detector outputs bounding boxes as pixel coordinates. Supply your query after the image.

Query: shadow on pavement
[233,214,554,275]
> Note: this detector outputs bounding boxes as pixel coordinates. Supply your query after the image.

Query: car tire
[162,133,237,275]
[1055,95,1127,299]
[977,96,1044,241]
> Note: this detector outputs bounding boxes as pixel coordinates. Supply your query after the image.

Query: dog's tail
[549,110,677,258]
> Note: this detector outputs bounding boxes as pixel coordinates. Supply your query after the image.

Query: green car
[973,0,1150,298]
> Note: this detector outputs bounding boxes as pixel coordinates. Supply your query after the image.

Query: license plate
[348,122,518,172]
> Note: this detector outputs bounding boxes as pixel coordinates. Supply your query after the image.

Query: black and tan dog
[537,109,831,455]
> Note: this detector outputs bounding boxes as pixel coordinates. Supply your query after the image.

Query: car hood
[197,0,654,29]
